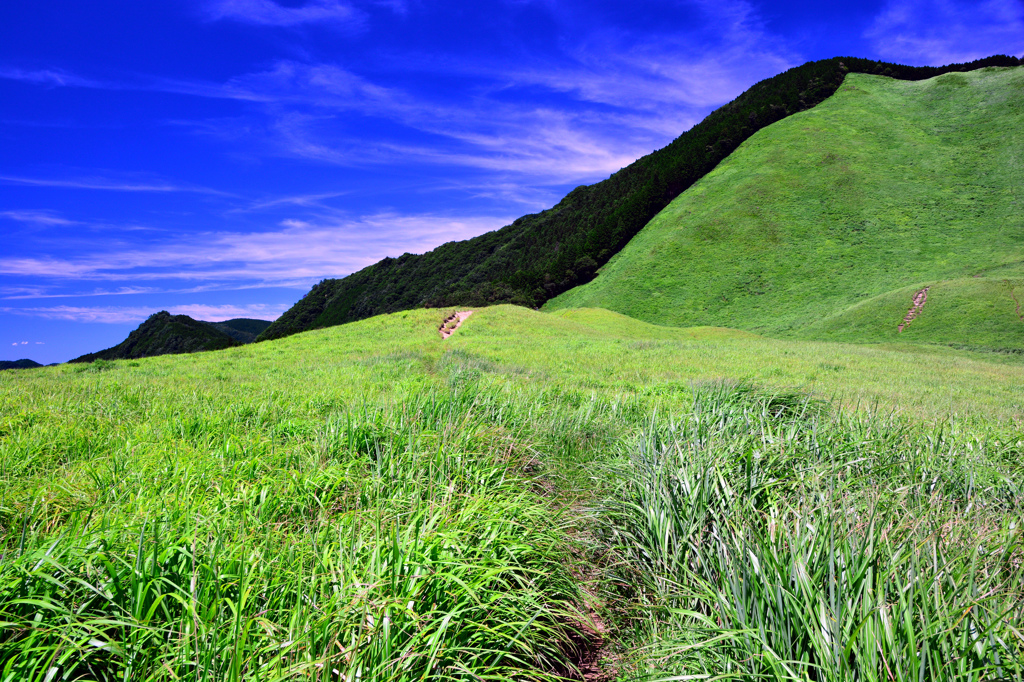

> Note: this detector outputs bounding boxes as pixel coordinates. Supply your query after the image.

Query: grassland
[547,67,1024,353]
[2,306,1023,680]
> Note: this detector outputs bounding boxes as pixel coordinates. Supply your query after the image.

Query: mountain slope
[207,318,273,344]
[70,312,241,363]
[0,359,43,371]
[546,67,1024,352]
[258,55,1021,343]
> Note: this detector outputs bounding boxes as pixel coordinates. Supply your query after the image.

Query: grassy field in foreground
[2,306,1023,680]
[547,67,1024,352]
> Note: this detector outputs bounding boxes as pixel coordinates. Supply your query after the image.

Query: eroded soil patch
[439,311,473,339]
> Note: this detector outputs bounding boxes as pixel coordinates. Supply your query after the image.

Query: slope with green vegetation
[2,306,1023,680]
[71,311,241,363]
[207,318,273,344]
[71,314,275,363]
[258,55,1021,343]
[549,66,1024,352]
[0,359,43,371]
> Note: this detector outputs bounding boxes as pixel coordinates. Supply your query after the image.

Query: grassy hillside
[258,55,1021,343]
[3,306,1022,680]
[802,277,1024,351]
[548,67,1024,352]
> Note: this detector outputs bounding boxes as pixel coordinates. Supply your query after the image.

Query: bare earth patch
[898,286,930,332]
[439,311,474,339]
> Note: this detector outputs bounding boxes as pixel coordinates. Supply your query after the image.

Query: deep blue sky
[2,0,1022,363]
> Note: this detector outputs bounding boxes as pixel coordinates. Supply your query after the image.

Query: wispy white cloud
[0,174,231,195]
[0,1,797,185]
[0,282,313,300]
[5,0,797,183]
[0,212,511,291]
[0,66,106,88]
[1,303,287,324]
[0,210,77,226]
[865,0,1024,65]
[203,0,360,26]
[189,1,796,180]
[491,4,795,114]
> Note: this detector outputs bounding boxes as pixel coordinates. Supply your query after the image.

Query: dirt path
[557,504,618,682]
[439,311,473,339]
[1005,281,1024,322]
[571,564,614,682]
[898,286,930,332]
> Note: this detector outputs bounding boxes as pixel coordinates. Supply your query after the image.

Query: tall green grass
[4,306,1024,680]
[604,384,1024,680]
[0,385,611,681]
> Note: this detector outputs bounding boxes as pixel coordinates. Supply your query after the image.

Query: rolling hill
[257,55,1021,343]
[547,66,1024,353]
[207,318,273,344]
[0,359,43,371]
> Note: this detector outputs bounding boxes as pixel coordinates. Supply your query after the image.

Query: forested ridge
[71,312,241,363]
[258,54,1022,342]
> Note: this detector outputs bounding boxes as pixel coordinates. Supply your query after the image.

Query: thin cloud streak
[0,175,232,195]
[0,210,77,226]
[1,0,800,184]
[1,303,287,324]
[0,66,106,88]
[0,212,512,289]
[203,0,360,26]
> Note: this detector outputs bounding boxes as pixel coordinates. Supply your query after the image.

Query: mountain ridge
[0,359,44,371]
[70,313,272,363]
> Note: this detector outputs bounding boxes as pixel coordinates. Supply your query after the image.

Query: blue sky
[2,0,1022,363]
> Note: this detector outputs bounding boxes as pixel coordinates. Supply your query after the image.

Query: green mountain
[258,54,1021,343]
[0,359,43,371]
[547,66,1024,353]
[207,318,273,344]
[70,311,242,363]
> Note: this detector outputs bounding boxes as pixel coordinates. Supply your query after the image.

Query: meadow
[2,306,1023,680]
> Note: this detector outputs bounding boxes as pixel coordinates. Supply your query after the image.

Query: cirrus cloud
[0,303,288,324]
[203,0,359,26]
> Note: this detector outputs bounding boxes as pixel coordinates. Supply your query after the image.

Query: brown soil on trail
[557,512,619,682]
[439,311,473,339]
[573,584,613,682]
[898,286,930,332]
[1005,281,1024,322]
[555,554,616,682]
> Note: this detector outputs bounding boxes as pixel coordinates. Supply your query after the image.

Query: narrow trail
[898,286,930,332]
[559,503,617,682]
[439,309,614,679]
[439,311,473,339]
[1005,280,1024,322]
[571,565,613,682]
